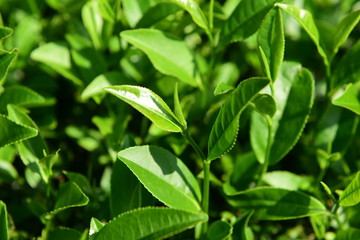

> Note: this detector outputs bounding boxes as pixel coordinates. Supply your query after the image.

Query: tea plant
[0,0,360,239]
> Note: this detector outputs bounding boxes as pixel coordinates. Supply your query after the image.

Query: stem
[182,131,206,162]
[208,0,214,32]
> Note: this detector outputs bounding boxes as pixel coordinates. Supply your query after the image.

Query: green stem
[182,131,206,162]
[209,0,214,32]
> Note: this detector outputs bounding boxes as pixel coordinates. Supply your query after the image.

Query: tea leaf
[221,0,281,45]
[227,187,326,220]
[333,9,360,56]
[276,3,329,67]
[93,207,208,240]
[0,49,17,86]
[340,172,360,207]
[332,82,360,115]
[120,29,199,87]
[335,228,360,240]
[0,201,8,240]
[105,85,183,132]
[250,94,277,118]
[207,220,233,240]
[0,114,38,149]
[169,0,209,33]
[258,7,284,82]
[208,78,269,161]
[251,62,314,165]
[31,42,82,86]
[137,3,181,28]
[331,40,360,90]
[0,27,13,41]
[117,145,202,212]
[82,0,105,49]
[52,181,89,214]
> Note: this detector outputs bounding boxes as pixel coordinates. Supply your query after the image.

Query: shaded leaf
[332,82,360,115]
[51,181,89,214]
[227,187,326,220]
[94,207,207,240]
[121,29,200,86]
[340,172,360,207]
[0,27,13,41]
[207,220,233,240]
[232,211,254,240]
[106,85,183,132]
[221,0,281,45]
[258,7,284,81]
[251,62,314,165]
[250,94,277,118]
[137,2,181,28]
[0,201,8,240]
[276,3,329,66]
[0,114,38,149]
[208,78,269,161]
[331,40,360,91]
[335,228,360,240]
[0,160,18,181]
[333,9,360,56]
[117,145,201,212]
[0,49,17,86]
[48,228,82,240]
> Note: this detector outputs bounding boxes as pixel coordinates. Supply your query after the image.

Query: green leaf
[0,114,38,149]
[89,217,105,240]
[251,62,314,165]
[0,27,13,41]
[82,0,105,50]
[340,172,360,207]
[117,145,202,212]
[207,78,269,161]
[63,171,92,195]
[331,40,360,91]
[214,82,234,96]
[0,85,46,113]
[122,0,152,27]
[120,29,200,87]
[98,0,115,23]
[263,171,312,190]
[335,228,360,240]
[221,0,281,45]
[136,2,181,28]
[93,207,208,240]
[250,94,277,118]
[81,71,133,101]
[276,3,329,67]
[0,201,8,240]
[0,49,17,86]
[333,10,360,56]
[258,7,284,81]
[105,85,183,132]
[232,211,254,240]
[332,82,360,115]
[31,42,83,86]
[173,83,187,130]
[0,160,18,181]
[207,220,233,240]
[168,0,209,33]
[7,104,48,165]
[227,187,326,220]
[51,181,89,214]
[48,227,82,240]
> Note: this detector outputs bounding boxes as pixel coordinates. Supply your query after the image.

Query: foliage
[0,0,360,239]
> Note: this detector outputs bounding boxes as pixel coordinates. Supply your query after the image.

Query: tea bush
[0,0,360,239]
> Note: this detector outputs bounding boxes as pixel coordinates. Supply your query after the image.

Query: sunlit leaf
[106,85,183,132]
[208,78,269,161]
[340,172,360,207]
[117,145,202,212]
[0,49,17,86]
[227,187,326,220]
[276,3,329,67]
[121,29,200,86]
[0,27,13,41]
[137,2,181,28]
[93,207,208,240]
[332,82,360,115]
